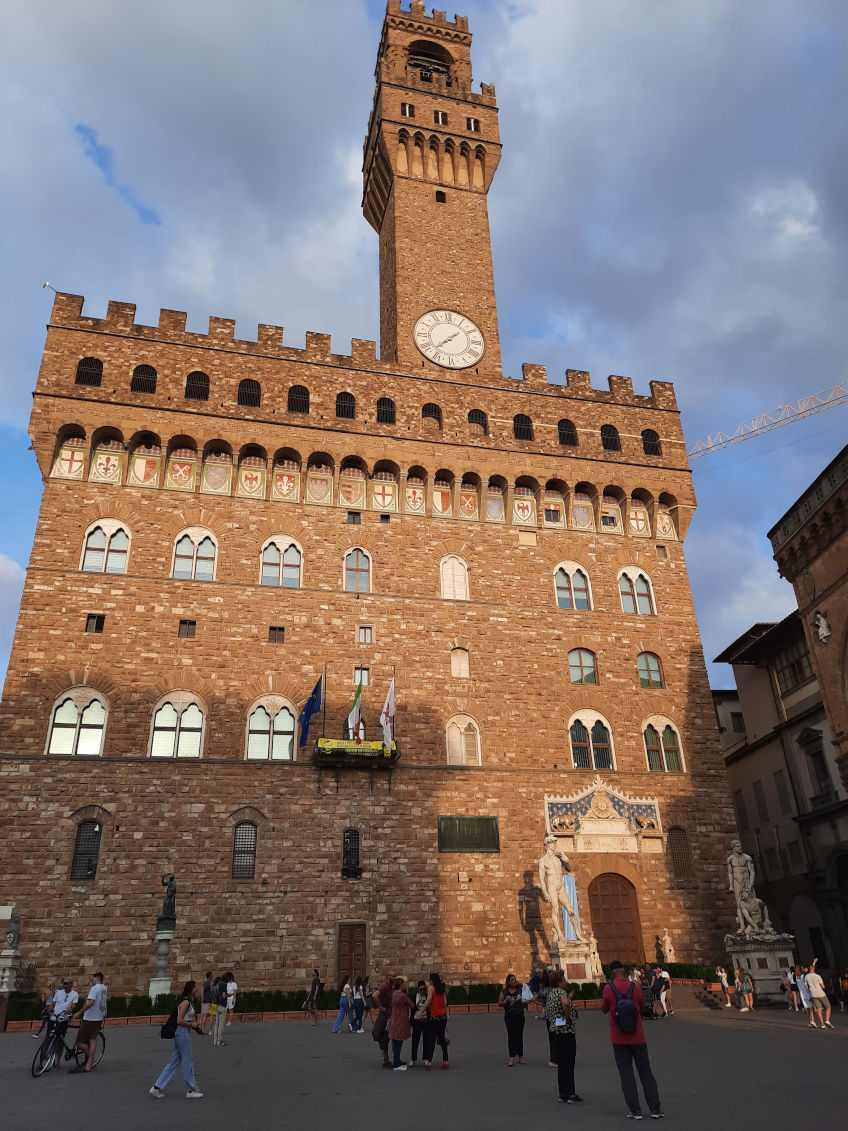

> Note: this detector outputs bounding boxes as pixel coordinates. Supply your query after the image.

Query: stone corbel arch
[240,675,307,708]
[228,805,267,826]
[163,505,226,541]
[43,667,118,701]
[253,517,304,546]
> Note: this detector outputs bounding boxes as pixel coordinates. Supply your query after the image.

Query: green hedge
[6,993,43,1022]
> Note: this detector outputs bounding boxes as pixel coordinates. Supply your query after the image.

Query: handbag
[520,983,534,1004]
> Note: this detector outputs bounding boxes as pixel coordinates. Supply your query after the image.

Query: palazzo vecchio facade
[0,2,737,992]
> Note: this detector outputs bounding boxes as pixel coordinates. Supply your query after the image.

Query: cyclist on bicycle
[50,978,79,1069]
[71,972,108,1073]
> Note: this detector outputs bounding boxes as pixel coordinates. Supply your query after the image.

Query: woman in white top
[150,980,203,1099]
[796,965,815,1026]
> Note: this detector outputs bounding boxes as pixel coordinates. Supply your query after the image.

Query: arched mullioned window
[468,409,488,434]
[185,371,210,401]
[172,530,217,581]
[75,357,103,387]
[71,820,103,881]
[47,690,107,757]
[81,524,129,574]
[288,385,309,414]
[601,424,620,451]
[569,713,615,770]
[568,648,597,685]
[237,378,261,408]
[619,569,655,615]
[642,429,662,456]
[422,403,442,426]
[440,555,469,600]
[558,419,578,446]
[344,549,370,593]
[246,701,296,760]
[554,564,591,610]
[336,391,355,419]
[644,722,683,772]
[150,695,205,758]
[130,364,157,394]
[260,540,302,588]
[232,822,257,879]
[637,652,664,688]
[446,714,481,766]
[667,826,693,879]
[513,414,533,441]
[377,397,396,424]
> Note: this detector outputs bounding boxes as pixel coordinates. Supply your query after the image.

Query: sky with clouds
[1,0,846,695]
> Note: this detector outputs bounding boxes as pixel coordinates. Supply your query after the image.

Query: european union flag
[298,676,323,747]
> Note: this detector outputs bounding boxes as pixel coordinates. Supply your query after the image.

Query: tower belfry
[362,0,502,376]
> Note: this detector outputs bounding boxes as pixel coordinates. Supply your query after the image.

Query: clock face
[414,310,484,368]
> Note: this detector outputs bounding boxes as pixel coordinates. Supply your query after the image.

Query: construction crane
[687,381,848,459]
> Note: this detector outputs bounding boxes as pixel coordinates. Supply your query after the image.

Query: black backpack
[610,980,639,1034]
[160,1006,179,1039]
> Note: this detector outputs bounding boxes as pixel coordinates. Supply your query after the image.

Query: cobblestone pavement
[4,998,845,1130]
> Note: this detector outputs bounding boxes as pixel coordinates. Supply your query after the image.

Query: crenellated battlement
[47,292,678,411]
[387,1,469,35]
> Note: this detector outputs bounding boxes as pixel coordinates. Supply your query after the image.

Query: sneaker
[31,1032,40,1038]
[440,1062,450,1069]
[739,1007,749,1012]
[824,1021,834,1029]
[149,1086,165,1099]
[393,1065,407,1072]
[626,1113,644,1121]
[567,1095,584,1103]
[724,1003,732,1008]
[650,1112,665,1120]
[185,1089,204,1099]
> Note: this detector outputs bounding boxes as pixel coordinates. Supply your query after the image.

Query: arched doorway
[588,873,644,965]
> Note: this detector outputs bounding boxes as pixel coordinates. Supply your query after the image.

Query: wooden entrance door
[588,873,644,965]
[337,922,367,981]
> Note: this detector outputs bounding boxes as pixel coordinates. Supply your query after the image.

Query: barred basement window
[377,397,396,424]
[288,385,310,413]
[558,419,578,446]
[667,826,693,880]
[70,819,102,881]
[268,625,285,643]
[601,424,621,451]
[130,364,157,394]
[513,414,533,441]
[75,357,103,387]
[85,614,105,634]
[185,370,210,401]
[232,822,257,879]
[342,828,362,878]
[237,378,261,407]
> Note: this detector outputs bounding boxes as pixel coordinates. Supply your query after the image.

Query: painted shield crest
[433,489,452,516]
[56,448,85,479]
[129,456,159,486]
[405,487,424,513]
[274,472,298,500]
[307,475,330,503]
[628,504,649,535]
[513,499,534,524]
[372,483,396,510]
[486,494,504,521]
[460,491,478,518]
[572,502,593,530]
[238,469,263,497]
[167,460,195,488]
[202,464,230,493]
[340,479,364,506]
[92,453,120,482]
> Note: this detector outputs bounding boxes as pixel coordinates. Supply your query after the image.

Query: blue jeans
[392,1038,405,1067]
[155,1027,197,1093]
[333,998,352,1033]
[352,999,364,1031]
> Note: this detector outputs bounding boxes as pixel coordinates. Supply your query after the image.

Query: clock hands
[434,330,460,346]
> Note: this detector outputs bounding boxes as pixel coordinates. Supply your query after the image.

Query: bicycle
[31,1016,106,1077]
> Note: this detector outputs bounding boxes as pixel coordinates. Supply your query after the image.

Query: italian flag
[347,681,364,744]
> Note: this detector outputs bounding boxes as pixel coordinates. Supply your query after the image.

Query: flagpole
[322,662,327,738]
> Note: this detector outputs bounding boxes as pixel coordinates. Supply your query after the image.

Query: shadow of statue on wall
[654,935,665,964]
[518,870,550,966]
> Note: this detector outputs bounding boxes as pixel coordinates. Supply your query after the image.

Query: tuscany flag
[347,680,364,744]
[380,677,395,748]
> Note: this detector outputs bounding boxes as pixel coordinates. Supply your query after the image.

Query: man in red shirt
[601,960,664,1120]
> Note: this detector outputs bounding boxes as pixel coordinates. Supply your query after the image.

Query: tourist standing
[545,967,581,1104]
[50,978,79,1069]
[839,970,848,1014]
[305,968,322,1026]
[225,972,237,1027]
[422,971,450,1070]
[200,972,213,1034]
[333,975,354,1033]
[796,965,815,1025]
[32,981,56,1039]
[739,970,754,1012]
[363,976,376,1028]
[716,966,733,1008]
[389,976,413,1070]
[352,976,366,1032]
[498,973,528,1066]
[71,971,107,1073]
[787,967,800,1011]
[804,960,834,1029]
[411,980,428,1065]
[653,969,669,1019]
[150,980,203,1100]
[602,960,663,1120]
[212,976,229,1045]
[373,971,394,1068]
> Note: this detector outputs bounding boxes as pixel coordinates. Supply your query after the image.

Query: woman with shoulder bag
[422,971,450,1070]
[149,980,203,1100]
[545,968,581,1104]
[498,973,528,1066]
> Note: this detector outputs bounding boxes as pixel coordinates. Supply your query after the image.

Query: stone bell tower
[362,1,503,378]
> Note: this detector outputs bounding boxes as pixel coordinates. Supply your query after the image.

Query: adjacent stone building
[0,1,737,993]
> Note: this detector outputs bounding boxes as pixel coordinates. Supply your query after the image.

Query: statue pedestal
[725,932,795,1002]
[551,940,594,983]
[0,951,22,995]
[149,928,175,1001]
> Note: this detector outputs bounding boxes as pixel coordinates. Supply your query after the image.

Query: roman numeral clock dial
[414,310,485,369]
